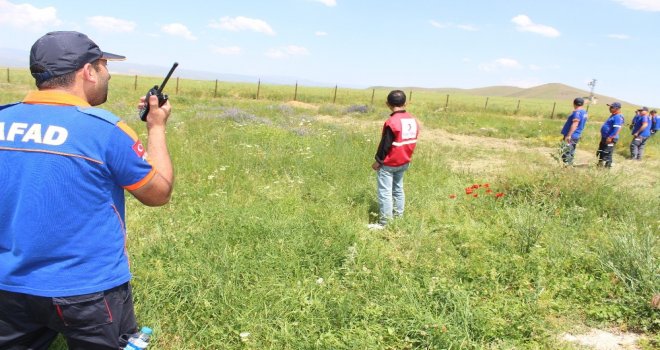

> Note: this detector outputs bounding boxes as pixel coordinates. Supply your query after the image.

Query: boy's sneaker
[367,223,385,230]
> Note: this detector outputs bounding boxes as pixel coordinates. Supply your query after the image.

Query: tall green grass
[1,70,658,349]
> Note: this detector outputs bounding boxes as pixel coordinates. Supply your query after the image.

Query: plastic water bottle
[124,326,153,350]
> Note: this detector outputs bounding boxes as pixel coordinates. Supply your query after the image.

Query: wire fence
[2,67,609,119]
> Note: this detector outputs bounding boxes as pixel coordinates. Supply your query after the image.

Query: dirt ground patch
[313,114,659,184]
[316,114,551,154]
[561,329,643,350]
[286,100,319,110]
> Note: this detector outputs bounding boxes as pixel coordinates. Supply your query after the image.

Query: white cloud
[456,24,478,31]
[266,49,286,59]
[430,20,450,29]
[495,58,521,68]
[86,16,135,33]
[478,58,523,71]
[285,45,309,55]
[511,15,560,38]
[161,23,197,41]
[311,0,337,6]
[212,45,242,55]
[315,31,328,36]
[266,45,310,59]
[430,20,478,31]
[613,0,660,11]
[209,16,275,36]
[608,33,631,39]
[0,0,61,31]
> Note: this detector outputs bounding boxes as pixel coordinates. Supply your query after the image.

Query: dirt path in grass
[314,114,575,173]
[560,328,643,350]
[313,114,659,186]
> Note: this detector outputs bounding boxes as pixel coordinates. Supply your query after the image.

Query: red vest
[383,111,419,166]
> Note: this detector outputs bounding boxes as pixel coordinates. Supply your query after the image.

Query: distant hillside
[0,48,26,68]
[453,86,527,97]
[380,83,635,106]
[506,83,621,104]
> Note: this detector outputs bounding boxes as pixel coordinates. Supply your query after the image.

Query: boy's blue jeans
[376,163,410,225]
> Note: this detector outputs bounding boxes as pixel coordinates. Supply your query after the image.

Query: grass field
[1,68,658,349]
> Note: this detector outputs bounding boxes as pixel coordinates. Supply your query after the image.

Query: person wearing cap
[559,97,589,165]
[629,109,640,130]
[597,102,625,167]
[630,106,652,160]
[650,109,659,136]
[0,31,174,349]
[369,90,419,229]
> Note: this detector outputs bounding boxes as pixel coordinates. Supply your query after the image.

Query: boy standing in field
[559,97,588,165]
[369,90,419,229]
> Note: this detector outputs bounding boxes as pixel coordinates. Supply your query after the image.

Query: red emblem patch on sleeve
[132,140,146,158]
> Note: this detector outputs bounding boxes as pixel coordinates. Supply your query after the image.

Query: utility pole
[586,79,597,112]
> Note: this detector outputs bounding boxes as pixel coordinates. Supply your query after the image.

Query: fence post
[256,79,261,100]
[550,102,556,119]
[333,85,337,104]
[445,94,449,109]
[371,89,376,106]
[133,75,137,91]
[214,79,218,98]
[484,97,489,110]
[6,68,9,83]
[175,77,179,95]
[409,90,413,103]
[516,99,521,114]
[294,81,298,101]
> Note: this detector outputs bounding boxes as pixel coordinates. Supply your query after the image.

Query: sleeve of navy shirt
[610,115,623,138]
[105,123,155,188]
[375,125,394,164]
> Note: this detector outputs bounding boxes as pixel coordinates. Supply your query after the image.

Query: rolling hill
[385,83,637,107]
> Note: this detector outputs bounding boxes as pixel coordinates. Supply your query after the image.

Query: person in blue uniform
[597,102,625,168]
[559,97,588,165]
[630,107,652,160]
[0,31,175,350]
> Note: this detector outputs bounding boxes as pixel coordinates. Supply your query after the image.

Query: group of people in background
[560,97,659,167]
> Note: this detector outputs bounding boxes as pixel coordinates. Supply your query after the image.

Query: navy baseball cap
[607,102,622,109]
[573,97,584,106]
[30,31,125,84]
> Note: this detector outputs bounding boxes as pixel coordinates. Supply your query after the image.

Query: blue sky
[1,0,660,106]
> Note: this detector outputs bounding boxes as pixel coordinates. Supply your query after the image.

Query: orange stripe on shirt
[124,168,156,191]
[22,91,91,106]
[116,121,139,142]
[115,121,158,189]
[0,146,103,164]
